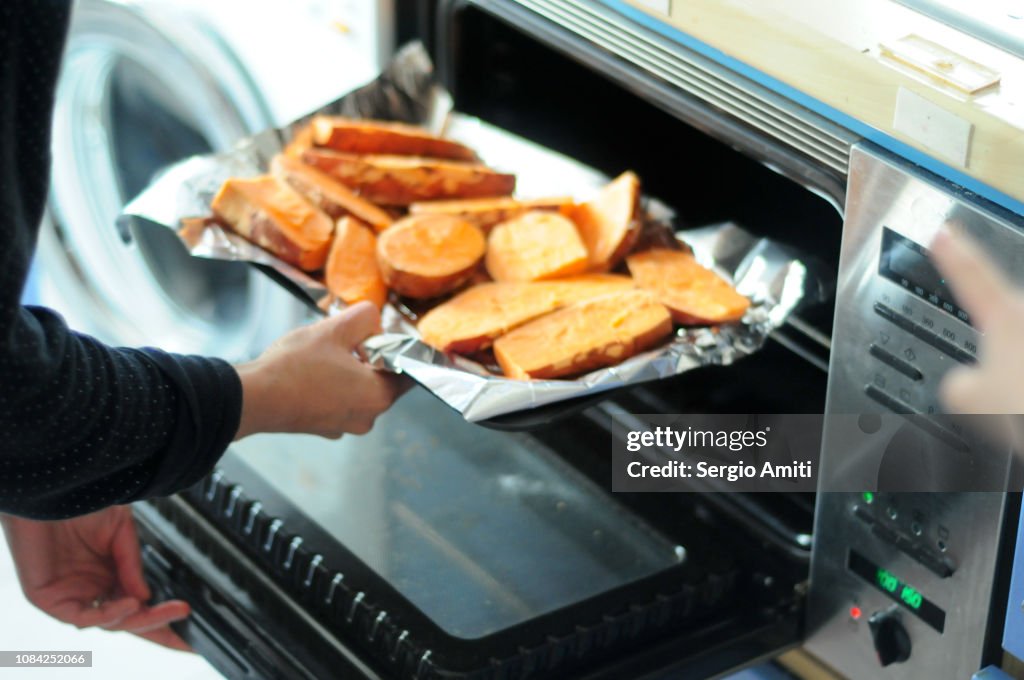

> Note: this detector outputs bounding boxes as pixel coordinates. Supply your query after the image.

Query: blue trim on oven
[1002,509,1024,660]
[598,0,1024,219]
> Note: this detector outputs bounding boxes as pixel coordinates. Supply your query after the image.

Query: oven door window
[233,388,684,639]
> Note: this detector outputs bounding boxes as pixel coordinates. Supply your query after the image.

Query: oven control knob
[868,609,911,666]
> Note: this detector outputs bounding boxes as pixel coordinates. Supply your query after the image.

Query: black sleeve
[0,1,243,520]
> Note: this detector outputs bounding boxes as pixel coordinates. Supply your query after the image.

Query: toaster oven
[131,1,1024,679]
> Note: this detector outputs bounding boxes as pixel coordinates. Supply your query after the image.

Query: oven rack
[149,467,741,679]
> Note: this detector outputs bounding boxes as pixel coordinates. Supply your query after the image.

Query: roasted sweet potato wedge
[627,248,751,324]
[542,274,637,302]
[409,196,574,232]
[325,217,388,309]
[178,216,221,249]
[301,148,516,205]
[486,211,589,282]
[376,214,486,299]
[417,274,635,353]
[311,116,479,161]
[493,290,673,380]
[271,154,392,232]
[571,171,642,271]
[284,123,315,159]
[211,175,334,271]
[418,282,561,354]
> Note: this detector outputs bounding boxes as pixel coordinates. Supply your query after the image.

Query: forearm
[0,307,241,519]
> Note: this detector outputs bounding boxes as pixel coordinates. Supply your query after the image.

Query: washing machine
[32,0,393,360]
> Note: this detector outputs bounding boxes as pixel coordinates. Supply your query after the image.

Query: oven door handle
[141,542,302,680]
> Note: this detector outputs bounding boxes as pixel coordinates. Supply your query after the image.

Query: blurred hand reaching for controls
[930,228,1024,419]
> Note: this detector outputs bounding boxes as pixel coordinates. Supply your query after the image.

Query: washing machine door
[37,0,309,360]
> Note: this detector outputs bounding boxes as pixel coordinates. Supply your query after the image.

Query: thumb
[110,509,151,602]
[328,301,382,349]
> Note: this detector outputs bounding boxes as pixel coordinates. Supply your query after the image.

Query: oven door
[134,2,850,678]
[136,380,819,680]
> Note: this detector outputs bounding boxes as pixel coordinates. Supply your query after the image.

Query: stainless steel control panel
[805,143,1023,680]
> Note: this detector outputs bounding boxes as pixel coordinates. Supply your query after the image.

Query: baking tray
[119,43,821,426]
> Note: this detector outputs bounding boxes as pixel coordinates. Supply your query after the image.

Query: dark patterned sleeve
[0,0,243,519]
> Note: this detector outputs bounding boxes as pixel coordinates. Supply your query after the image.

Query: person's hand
[930,228,1024,417]
[234,301,408,440]
[1,507,191,651]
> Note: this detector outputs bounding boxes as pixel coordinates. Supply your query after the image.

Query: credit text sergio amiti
[624,425,813,480]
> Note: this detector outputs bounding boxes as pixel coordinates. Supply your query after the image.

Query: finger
[104,600,191,633]
[940,365,987,415]
[132,626,194,652]
[931,228,1013,330]
[374,371,413,407]
[110,509,151,602]
[328,301,382,349]
[51,596,141,629]
[383,371,415,400]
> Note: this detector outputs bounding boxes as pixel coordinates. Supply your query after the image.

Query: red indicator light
[850,606,862,620]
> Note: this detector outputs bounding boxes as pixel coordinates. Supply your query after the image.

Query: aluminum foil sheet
[119,43,817,423]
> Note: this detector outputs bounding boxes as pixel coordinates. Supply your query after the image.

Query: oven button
[855,504,956,577]
[869,344,923,381]
[908,544,955,578]
[864,384,913,414]
[874,302,915,333]
[874,302,896,321]
[910,324,977,365]
[853,503,876,526]
[873,303,976,365]
[863,385,970,455]
[869,609,911,666]
[954,347,977,364]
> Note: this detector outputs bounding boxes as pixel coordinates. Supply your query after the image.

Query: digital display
[875,567,923,609]
[888,239,947,296]
[879,227,971,326]
[848,550,946,632]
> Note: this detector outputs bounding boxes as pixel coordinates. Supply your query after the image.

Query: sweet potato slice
[493,290,673,380]
[542,274,636,303]
[271,154,392,232]
[417,274,635,353]
[284,123,315,159]
[571,171,642,271]
[376,215,486,299]
[178,216,220,249]
[627,248,751,324]
[311,116,479,161]
[301,149,516,205]
[486,211,589,282]
[418,282,561,354]
[409,196,574,232]
[325,217,388,309]
[211,175,333,271]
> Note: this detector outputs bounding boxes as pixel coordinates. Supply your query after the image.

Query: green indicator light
[863,492,875,504]
[876,568,899,593]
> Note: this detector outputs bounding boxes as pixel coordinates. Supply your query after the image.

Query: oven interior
[137,5,850,679]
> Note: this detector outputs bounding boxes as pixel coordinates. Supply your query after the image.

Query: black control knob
[869,609,911,666]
